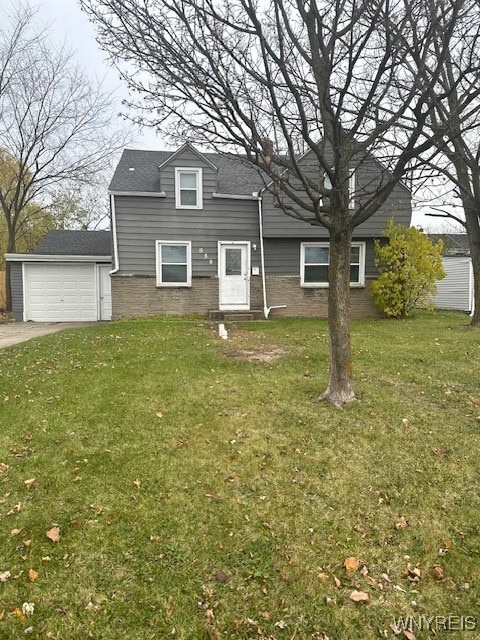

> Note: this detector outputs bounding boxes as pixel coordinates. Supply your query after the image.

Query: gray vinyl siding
[10,262,23,320]
[159,147,218,196]
[262,156,411,237]
[114,195,261,276]
[433,257,474,313]
[264,238,377,277]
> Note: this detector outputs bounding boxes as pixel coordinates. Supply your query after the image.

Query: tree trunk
[463,205,480,326]
[4,235,15,313]
[318,229,355,407]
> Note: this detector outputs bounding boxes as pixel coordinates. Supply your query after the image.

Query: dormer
[157,143,218,207]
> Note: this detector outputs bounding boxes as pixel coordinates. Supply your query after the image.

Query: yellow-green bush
[371,219,445,317]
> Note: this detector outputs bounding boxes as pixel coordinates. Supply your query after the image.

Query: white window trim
[155,240,192,287]
[300,241,365,288]
[175,167,203,209]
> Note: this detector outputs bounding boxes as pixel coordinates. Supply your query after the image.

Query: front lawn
[0,312,479,639]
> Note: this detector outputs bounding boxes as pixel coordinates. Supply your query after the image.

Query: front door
[218,242,250,310]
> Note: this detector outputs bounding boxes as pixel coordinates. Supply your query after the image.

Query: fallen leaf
[349,590,369,602]
[431,565,444,580]
[13,608,25,621]
[333,576,341,588]
[150,535,161,543]
[344,556,360,573]
[28,569,38,582]
[404,631,417,640]
[0,464,9,472]
[10,529,20,536]
[0,571,11,583]
[444,539,452,549]
[46,526,60,542]
[133,479,141,488]
[156,411,163,418]
[24,478,36,490]
[395,517,409,530]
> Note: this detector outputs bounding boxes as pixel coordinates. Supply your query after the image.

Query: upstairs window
[300,241,365,287]
[175,168,203,209]
[156,241,191,287]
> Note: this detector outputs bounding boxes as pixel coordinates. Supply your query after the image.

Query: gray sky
[36,0,165,150]
[34,0,452,230]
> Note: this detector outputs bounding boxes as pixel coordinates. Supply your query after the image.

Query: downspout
[257,189,286,319]
[109,193,119,275]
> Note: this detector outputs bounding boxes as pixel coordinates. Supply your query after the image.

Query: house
[429,233,470,256]
[108,144,411,320]
[426,234,475,315]
[6,143,412,322]
[7,230,112,322]
[433,256,475,315]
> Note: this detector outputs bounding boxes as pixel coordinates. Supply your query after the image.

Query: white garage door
[24,263,98,322]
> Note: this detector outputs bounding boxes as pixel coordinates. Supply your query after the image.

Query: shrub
[371,219,445,317]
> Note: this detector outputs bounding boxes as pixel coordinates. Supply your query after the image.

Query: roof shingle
[109,148,265,195]
[33,230,111,256]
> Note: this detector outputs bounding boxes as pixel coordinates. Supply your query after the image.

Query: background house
[428,234,474,315]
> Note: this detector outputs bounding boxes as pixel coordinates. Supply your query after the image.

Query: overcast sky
[36,0,165,150]
[32,0,456,230]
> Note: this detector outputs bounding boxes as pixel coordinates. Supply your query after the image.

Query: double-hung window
[300,241,365,287]
[156,241,191,287]
[175,168,203,209]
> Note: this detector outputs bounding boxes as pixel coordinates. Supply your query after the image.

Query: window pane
[305,246,329,264]
[350,265,360,282]
[162,245,187,263]
[179,172,197,188]
[225,248,242,275]
[162,264,187,283]
[350,246,360,262]
[304,265,329,283]
[180,189,197,206]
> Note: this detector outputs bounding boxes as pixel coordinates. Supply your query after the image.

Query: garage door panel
[25,264,97,322]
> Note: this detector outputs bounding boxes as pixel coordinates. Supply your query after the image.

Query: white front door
[98,265,112,320]
[218,242,250,310]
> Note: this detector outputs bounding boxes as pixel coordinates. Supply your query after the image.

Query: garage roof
[33,230,112,256]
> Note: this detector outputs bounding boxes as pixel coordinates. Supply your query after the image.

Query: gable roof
[33,230,112,256]
[157,142,218,172]
[109,148,265,195]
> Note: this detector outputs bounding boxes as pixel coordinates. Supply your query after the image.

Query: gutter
[110,193,119,275]
[256,190,286,319]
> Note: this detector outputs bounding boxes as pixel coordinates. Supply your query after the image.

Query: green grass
[0,311,479,639]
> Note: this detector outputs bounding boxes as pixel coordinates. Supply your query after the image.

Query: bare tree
[399,1,480,326]
[0,3,130,311]
[82,0,469,406]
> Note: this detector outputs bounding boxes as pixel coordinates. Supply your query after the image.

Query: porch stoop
[208,310,264,321]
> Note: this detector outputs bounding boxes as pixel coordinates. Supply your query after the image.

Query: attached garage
[6,230,112,322]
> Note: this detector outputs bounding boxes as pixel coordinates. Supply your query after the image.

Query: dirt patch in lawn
[226,346,287,362]
[220,326,288,362]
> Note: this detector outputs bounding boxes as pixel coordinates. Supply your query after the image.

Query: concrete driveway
[0,322,91,348]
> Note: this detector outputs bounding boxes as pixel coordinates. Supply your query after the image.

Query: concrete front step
[208,309,264,321]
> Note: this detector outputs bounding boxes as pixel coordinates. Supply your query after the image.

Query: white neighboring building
[433,256,474,315]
